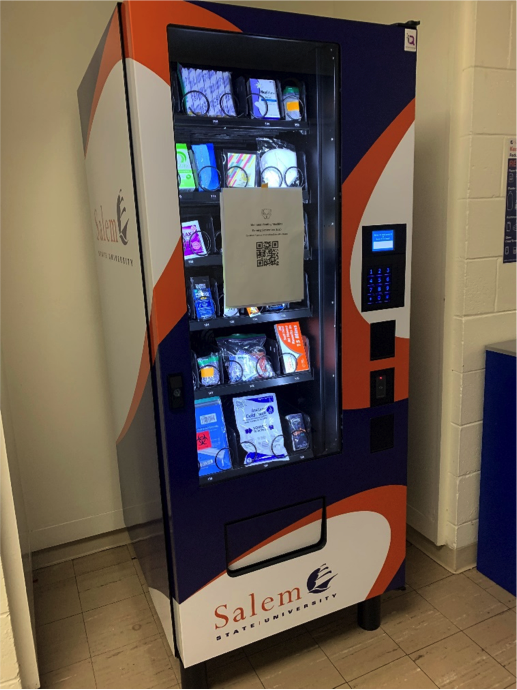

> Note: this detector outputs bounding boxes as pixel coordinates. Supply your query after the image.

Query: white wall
[440,1,516,552]
[1,1,120,551]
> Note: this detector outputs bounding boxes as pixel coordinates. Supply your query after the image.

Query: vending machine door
[117,0,415,672]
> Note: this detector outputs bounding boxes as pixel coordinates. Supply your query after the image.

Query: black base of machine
[357,595,381,630]
[180,659,208,689]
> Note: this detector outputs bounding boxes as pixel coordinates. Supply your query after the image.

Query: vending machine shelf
[199,448,315,486]
[194,369,313,399]
[179,189,310,206]
[189,307,312,331]
[184,248,311,268]
[173,113,310,136]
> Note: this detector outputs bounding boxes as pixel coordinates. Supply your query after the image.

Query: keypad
[366,266,392,306]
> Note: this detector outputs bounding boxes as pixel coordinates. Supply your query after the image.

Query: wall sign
[503,137,516,263]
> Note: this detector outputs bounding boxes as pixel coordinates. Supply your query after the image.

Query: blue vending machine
[78,2,417,686]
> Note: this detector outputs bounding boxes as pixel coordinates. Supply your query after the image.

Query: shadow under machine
[78,2,417,686]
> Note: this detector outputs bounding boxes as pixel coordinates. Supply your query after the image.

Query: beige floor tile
[419,574,507,630]
[76,560,137,592]
[405,545,451,590]
[382,585,413,602]
[464,569,517,608]
[381,590,459,654]
[208,656,264,689]
[244,623,307,656]
[464,568,492,587]
[208,647,247,670]
[35,577,82,626]
[310,615,404,682]
[335,685,351,689]
[349,656,438,689]
[305,604,356,632]
[37,614,90,675]
[73,545,131,576]
[505,678,516,689]
[80,573,143,612]
[465,609,516,675]
[134,560,150,593]
[248,630,344,689]
[92,634,176,689]
[40,659,95,689]
[410,631,515,689]
[128,542,137,559]
[84,593,159,656]
[34,561,75,587]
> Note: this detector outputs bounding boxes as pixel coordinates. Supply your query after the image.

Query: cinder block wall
[440,1,516,562]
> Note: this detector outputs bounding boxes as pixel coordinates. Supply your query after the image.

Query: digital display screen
[372,229,394,252]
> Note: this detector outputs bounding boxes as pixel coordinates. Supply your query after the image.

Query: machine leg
[179,659,208,689]
[357,595,381,630]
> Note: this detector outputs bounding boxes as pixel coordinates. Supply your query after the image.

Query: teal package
[192,143,219,191]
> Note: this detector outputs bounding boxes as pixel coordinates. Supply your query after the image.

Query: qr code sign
[256,241,279,267]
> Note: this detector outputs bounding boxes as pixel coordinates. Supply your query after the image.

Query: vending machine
[78,2,416,686]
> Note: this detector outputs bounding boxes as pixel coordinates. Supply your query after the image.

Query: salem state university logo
[214,563,337,632]
[307,564,337,594]
[116,189,129,245]
[95,189,129,245]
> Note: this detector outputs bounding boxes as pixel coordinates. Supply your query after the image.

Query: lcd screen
[372,229,394,252]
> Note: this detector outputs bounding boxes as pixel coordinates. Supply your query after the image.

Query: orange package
[274,322,309,374]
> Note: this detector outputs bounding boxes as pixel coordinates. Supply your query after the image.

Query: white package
[233,393,287,465]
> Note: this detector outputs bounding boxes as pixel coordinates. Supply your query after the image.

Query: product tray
[184,248,311,268]
[173,113,310,135]
[193,369,313,400]
[189,307,312,331]
[199,448,315,485]
[178,189,310,206]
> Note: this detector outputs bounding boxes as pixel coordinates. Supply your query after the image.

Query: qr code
[256,241,279,267]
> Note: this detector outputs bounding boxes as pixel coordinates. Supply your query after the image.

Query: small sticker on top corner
[405,29,417,52]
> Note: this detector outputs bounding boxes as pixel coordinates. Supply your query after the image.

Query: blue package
[192,143,219,191]
[195,397,232,475]
[190,276,215,320]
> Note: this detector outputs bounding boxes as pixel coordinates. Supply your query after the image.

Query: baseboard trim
[30,509,127,552]
[407,524,477,574]
[32,528,130,569]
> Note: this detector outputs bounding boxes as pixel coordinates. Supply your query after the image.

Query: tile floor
[33,543,516,689]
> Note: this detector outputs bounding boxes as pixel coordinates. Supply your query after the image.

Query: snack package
[265,303,288,312]
[217,334,274,383]
[233,393,288,465]
[223,307,239,318]
[246,307,261,317]
[257,138,298,188]
[274,322,309,374]
[176,143,196,191]
[197,354,221,387]
[178,65,236,117]
[282,85,302,121]
[195,397,232,475]
[192,144,219,191]
[248,78,281,119]
[286,413,309,451]
[181,220,207,257]
[190,276,215,320]
[225,151,257,188]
